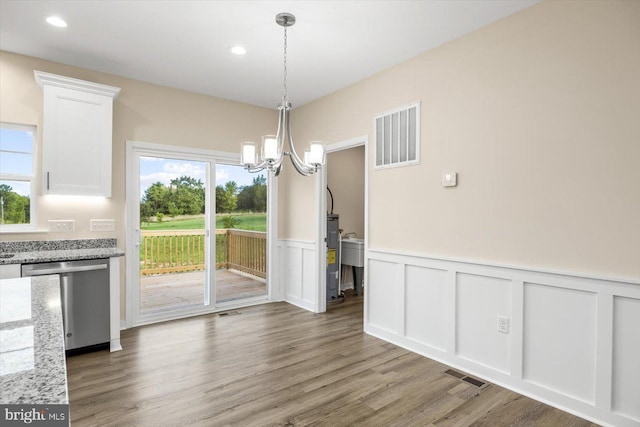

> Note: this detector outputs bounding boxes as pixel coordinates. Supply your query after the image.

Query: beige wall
[2,0,639,292]
[0,51,277,316]
[327,146,365,239]
[283,0,640,279]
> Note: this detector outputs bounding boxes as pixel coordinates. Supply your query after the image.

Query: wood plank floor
[67,292,598,426]
[140,270,266,314]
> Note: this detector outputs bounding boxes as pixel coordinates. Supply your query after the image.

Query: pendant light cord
[283,24,288,102]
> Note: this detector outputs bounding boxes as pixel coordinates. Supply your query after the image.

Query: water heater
[326,213,341,302]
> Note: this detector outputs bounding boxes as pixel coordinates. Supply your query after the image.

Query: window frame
[0,122,37,232]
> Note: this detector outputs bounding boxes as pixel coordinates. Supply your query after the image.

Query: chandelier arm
[276,104,287,152]
[247,157,267,170]
[289,149,315,175]
[245,159,268,173]
[289,153,314,176]
[284,108,313,173]
[271,155,284,171]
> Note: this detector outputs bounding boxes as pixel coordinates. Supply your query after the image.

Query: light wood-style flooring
[140,270,266,314]
[67,292,597,426]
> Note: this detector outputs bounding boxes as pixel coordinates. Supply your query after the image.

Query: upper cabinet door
[35,71,120,197]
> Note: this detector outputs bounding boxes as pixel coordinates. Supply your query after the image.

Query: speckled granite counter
[0,238,124,265]
[0,275,68,404]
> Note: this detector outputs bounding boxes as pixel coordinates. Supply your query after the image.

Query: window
[375,101,420,168]
[0,123,36,231]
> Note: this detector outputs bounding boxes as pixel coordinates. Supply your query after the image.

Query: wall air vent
[374,101,420,169]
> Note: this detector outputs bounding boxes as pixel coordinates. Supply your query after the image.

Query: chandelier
[240,13,325,176]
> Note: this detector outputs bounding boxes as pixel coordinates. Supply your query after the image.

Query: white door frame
[314,135,369,313]
[125,140,278,327]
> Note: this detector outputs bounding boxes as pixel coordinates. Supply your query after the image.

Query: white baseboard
[284,294,315,312]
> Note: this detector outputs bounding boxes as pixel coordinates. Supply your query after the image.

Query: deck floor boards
[140,270,266,313]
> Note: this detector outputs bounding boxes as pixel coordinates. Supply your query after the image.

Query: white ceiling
[0,0,538,109]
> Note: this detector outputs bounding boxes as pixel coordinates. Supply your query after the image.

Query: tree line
[140,175,266,222]
[0,184,30,224]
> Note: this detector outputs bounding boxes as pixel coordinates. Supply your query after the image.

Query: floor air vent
[462,376,485,387]
[444,369,487,388]
[444,369,465,379]
[217,311,241,317]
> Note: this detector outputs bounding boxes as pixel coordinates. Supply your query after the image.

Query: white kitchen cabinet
[35,71,120,197]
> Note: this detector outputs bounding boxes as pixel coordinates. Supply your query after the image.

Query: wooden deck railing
[223,229,267,278]
[140,229,266,278]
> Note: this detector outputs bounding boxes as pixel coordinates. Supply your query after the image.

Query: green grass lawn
[141,213,266,231]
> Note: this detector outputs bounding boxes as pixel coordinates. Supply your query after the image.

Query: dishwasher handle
[25,263,108,276]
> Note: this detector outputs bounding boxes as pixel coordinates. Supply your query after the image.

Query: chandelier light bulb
[241,142,257,166]
[262,137,279,161]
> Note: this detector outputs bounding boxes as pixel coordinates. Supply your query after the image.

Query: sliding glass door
[214,163,267,304]
[137,155,210,315]
[129,151,213,324]
[126,141,272,326]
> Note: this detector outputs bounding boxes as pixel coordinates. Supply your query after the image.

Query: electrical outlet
[90,219,115,232]
[48,220,75,232]
[497,315,510,334]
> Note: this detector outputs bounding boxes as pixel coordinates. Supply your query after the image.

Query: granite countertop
[0,238,125,265]
[0,275,68,404]
[1,247,124,265]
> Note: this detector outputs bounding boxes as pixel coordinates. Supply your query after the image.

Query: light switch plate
[442,172,457,187]
[48,220,75,232]
[90,219,115,232]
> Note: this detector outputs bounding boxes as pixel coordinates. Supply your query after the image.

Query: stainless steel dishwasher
[22,258,110,352]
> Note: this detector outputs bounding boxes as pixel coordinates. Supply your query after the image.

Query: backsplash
[0,238,117,253]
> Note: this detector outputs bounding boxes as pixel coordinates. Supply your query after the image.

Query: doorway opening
[316,136,368,314]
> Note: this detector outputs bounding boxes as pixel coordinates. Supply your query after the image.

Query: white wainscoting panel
[405,265,447,351]
[457,273,511,373]
[285,246,302,300]
[302,248,316,303]
[523,283,597,403]
[282,240,316,312]
[368,259,400,334]
[612,296,640,421]
[365,248,640,427]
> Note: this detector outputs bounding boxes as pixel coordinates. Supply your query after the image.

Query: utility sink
[341,238,364,267]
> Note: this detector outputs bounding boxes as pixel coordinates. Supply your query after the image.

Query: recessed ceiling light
[46,16,67,28]
[229,45,246,55]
